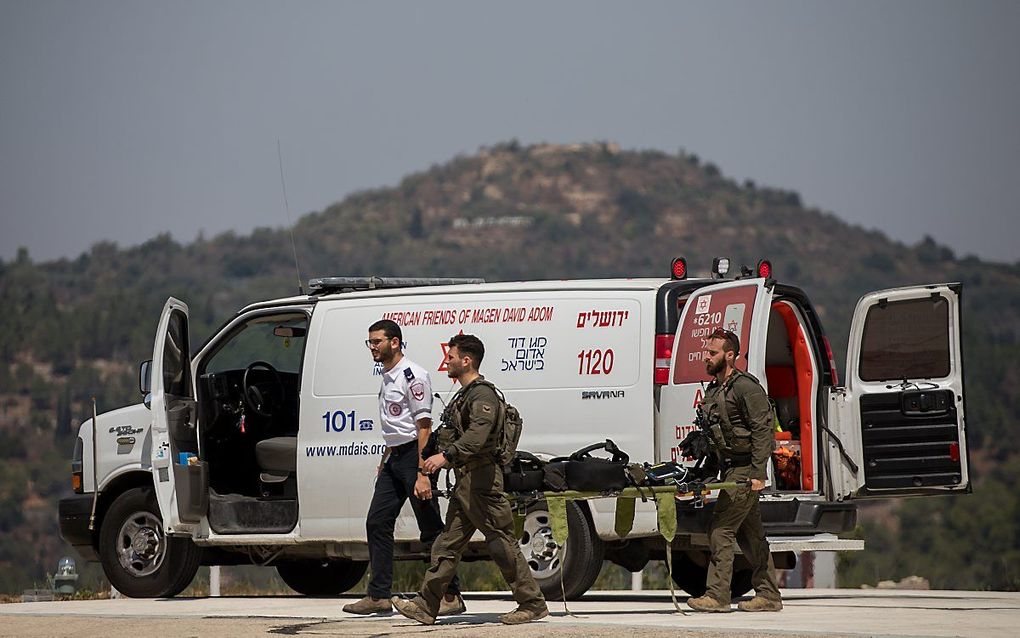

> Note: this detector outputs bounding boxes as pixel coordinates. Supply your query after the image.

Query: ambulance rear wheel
[670,550,753,598]
[521,501,604,601]
[98,487,201,598]
[276,560,368,596]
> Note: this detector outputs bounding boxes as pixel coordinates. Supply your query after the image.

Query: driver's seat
[255,436,297,484]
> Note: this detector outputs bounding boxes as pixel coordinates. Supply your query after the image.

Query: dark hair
[368,319,402,342]
[709,328,740,356]
[448,334,485,368]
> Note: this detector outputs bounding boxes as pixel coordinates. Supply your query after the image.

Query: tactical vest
[435,380,501,467]
[703,370,759,462]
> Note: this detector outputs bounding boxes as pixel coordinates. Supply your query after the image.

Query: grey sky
[1,1,1018,264]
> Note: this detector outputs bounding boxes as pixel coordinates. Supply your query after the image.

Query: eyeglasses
[365,338,390,348]
[709,328,737,339]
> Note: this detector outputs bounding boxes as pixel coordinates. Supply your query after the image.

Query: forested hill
[1,141,1018,592]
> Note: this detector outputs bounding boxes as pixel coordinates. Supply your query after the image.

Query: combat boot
[499,604,549,625]
[438,593,467,616]
[341,595,392,615]
[687,595,731,612]
[390,596,436,626]
[737,596,783,612]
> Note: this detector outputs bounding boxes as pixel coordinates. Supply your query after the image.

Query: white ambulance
[59,260,970,599]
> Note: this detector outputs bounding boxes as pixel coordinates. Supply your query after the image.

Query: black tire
[521,500,605,601]
[276,560,368,596]
[669,550,754,599]
[98,487,201,598]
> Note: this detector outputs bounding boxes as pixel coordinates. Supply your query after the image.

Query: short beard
[706,359,725,376]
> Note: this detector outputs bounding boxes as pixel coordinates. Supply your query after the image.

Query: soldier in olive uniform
[687,328,783,613]
[391,334,549,626]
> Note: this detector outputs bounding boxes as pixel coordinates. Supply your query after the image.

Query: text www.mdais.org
[306,442,388,457]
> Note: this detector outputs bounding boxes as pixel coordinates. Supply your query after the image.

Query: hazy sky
[1,1,1018,264]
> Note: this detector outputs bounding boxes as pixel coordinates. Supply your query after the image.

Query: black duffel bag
[543,439,631,492]
[503,451,545,493]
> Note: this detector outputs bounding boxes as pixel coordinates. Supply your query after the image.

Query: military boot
[499,604,549,625]
[737,596,783,612]
[687,595,731,612]
[437,593,467,616]
[342,595,392,615]
[390,596,436,626]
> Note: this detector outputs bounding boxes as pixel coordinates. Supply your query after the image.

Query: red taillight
[655,334,674,384]
[949,442,960,463]
[756,258,772,279]
[822,336,839,386]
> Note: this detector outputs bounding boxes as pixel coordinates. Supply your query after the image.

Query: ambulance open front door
[831,283,970,499]
[148,297,206,532]
[657,279,774,464]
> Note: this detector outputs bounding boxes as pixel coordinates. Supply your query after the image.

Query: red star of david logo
[438,330,465,372]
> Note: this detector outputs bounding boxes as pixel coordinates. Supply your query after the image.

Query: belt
[387,439,417,454]
[721,453,752,468]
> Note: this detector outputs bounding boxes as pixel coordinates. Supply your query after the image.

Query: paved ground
[2,589,1018,637]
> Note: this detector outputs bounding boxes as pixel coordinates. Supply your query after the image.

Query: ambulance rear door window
[859,296,950,382]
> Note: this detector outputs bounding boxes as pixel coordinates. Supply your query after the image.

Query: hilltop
[1,141,1018,592]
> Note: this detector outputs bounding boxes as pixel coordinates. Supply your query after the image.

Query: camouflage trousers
[417,462,545,615]
[705,465,782,604]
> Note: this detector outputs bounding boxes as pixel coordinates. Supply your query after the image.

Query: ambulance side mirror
[139,360,152,396]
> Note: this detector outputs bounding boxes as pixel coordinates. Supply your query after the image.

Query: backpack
[469,379,523,466]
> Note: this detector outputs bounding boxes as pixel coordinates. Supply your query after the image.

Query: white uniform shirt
[378,357,433,447]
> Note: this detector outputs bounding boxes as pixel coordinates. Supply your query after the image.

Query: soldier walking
[392,334,549,625]
[687,328,783,613]
[342,320,464,616]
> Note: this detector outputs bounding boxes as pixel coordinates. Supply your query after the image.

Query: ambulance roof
[238,277,686,314]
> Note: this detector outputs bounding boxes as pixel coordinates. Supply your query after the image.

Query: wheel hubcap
[116,511,166,577]
[519,511,564,578]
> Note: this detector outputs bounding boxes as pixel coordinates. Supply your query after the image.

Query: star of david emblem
[438,329,465,372]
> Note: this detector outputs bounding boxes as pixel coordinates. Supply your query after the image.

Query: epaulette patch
[404,367,415,380]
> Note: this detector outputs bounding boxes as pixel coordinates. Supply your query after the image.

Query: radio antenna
[277,139,304,295]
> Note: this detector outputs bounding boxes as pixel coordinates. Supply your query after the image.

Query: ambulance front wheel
[521,501,605,601]
[97,487,202,598]
[276,560,368,596]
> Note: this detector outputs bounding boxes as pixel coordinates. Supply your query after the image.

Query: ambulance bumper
[59,494,99,561]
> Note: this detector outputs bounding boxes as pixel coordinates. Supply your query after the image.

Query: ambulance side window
[859,296,950,381]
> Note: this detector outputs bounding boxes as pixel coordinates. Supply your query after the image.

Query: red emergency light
[670,257,688,280]
[756,259,773,279]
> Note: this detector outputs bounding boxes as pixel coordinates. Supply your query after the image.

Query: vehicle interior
[764,299,818,492]
[195,311,308,534]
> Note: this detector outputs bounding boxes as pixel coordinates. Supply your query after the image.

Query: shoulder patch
[404,367,415,380]
[481,404,493,414]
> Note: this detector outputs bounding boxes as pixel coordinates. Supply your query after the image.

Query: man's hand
[749,478,766,491]
[414,473,432,500]
[422,452,448,474]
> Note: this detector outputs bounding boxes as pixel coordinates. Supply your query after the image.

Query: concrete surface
[2,589,1018,637]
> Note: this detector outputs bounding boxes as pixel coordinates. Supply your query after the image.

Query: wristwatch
[417,467,428,475]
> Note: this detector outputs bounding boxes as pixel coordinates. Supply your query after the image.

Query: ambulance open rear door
[828,284,970,500]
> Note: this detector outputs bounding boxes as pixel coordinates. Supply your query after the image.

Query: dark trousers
[366,441,460,599]
[418,462,545,616]
[705,465,781,603]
